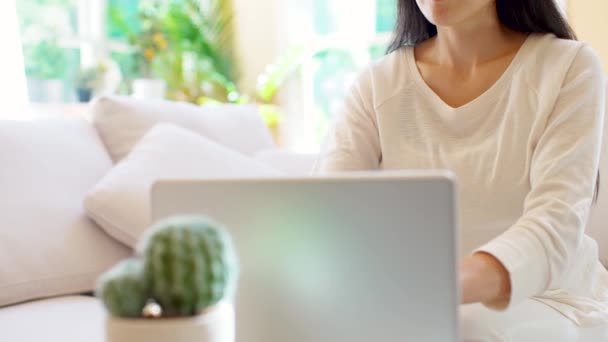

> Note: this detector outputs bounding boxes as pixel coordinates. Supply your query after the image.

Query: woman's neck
[427,5,525,68]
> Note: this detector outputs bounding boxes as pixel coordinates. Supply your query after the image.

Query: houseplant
[74,63,108,102]
[153,0,242,104]
[23,38,68,102]
[109,2,168,99]
[110,0,242,104]
[97,215,239,342]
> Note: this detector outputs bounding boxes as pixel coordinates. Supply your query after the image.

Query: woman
[315,0,608,340]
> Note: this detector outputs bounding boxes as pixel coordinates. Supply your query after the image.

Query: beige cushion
[91,96,275,162]
[0,120,130,307]
[85,124,279,247]
[0,296,104,342]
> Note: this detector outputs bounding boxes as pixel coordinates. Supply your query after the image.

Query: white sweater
[315,34,608,325]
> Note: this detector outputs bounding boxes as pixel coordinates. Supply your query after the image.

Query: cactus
[96,258,148,318]
[136,215,239,317]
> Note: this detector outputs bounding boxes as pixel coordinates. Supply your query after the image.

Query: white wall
[0,0,27,116]
[569,0,608,72]
[232,0,281,95]
[232,0,316,150]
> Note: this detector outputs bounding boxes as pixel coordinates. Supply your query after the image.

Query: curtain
[0,0,28,117]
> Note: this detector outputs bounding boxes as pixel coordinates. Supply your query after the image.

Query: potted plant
[23,38,68,102]
[129,28,168,99]
[156,0,241,104]
[97,216,239,342]
[74,63,108,103]
[109,4,168,99]
[109,0,243,104]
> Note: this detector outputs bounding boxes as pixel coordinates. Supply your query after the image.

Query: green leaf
[256,46,309,103]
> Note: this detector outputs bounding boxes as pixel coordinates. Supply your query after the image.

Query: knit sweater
[314,34,608,325]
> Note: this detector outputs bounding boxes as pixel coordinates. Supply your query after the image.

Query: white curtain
[0,0,28,117]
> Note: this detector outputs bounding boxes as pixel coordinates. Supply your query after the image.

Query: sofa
[0,96,317,341]
[0,95,606,342]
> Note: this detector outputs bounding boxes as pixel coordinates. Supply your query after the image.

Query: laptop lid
[151,172,459,342]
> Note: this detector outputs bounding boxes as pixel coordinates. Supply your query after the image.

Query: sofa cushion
[91,96,275,162]
[0,119,130,307]
[0,296,104,342]
[254,149,317,176]
[85,124,280,248]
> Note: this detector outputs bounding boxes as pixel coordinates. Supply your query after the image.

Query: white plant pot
[132,78,166,100]
[106,302,234,342]
[27,79,64,103]
[44,80,64,103]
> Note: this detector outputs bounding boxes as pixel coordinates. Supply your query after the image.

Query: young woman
[315,0,608,340]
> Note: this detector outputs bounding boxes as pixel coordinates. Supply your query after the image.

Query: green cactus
[96,258,148,318]
[137,215,239,317]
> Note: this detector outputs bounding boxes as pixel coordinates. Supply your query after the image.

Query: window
[16,0,239,104]
[17,0,80,102]
[107,0,140,93]
[282,0,397,151]
[1,1,27,113]
[16,0,138,103]
[16,0,396,149]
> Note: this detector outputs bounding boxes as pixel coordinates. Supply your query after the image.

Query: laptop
[151,171,459,342]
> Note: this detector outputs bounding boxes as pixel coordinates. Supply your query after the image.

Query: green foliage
[156,0,240,103]
[109,0,241,103]
[23,39,69,80]
[17,0,76,81]
[107,0,140,39]
[376,0,398,33]
[136,216,239,317]
[96,259,148,318]
[256,46,308,103]
[16,0,77,30]
[97,216,238,319]
[255,44,356,103]
[108,2,168,78]
[74,62,108,89]
[259,105,282,128]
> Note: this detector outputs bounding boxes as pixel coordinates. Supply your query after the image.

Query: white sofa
[0,97,317,341]
[0,95,606,342]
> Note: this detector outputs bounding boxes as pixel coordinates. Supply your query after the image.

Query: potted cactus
[96,216,239,342]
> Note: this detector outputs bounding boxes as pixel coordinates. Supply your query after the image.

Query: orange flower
[144,48,156,61]
[152,33,168,50]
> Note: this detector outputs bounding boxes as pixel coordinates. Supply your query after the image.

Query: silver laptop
[151,171,459,342]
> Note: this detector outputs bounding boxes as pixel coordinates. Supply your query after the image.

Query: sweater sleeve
[477,45,606,308]
[313,70,381,173]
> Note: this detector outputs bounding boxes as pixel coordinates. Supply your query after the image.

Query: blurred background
[2,0,607,151]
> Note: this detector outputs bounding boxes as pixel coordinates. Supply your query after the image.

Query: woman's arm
[461,252,511,308]
[462,45,606,308]
[313,69,382,173]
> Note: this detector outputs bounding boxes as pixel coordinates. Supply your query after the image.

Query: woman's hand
[460,252,512,309]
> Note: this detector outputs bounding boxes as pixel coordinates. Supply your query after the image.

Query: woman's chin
[423,7,458,26]
[427,15,457,27]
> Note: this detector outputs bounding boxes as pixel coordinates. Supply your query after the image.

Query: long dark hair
[387,0,576,51]
[387,0,601,202]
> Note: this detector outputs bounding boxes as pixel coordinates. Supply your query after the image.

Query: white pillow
[91,96,275,162]
[0,119,131,307]
[85,124,280,247]
[254,149,318,176]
